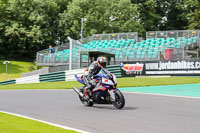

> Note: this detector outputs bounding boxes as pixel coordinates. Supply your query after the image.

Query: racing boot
[74,86,92,101]
[84,88,93,102]
[83,87,91,100]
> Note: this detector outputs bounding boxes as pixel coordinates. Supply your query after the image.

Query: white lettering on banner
[145,61,200,70]
[146,70,200,74]
[195,62,200,68]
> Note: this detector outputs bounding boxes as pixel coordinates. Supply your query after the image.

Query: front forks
[109,89,116,101]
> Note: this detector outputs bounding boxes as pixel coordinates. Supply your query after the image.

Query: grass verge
[0,77,200,90]
[0,112,78,133]
[0,60,36,81]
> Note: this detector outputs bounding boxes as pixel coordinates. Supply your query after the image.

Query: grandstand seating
[43,37,198,63]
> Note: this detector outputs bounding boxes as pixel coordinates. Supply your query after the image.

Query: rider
[80,56,107,100]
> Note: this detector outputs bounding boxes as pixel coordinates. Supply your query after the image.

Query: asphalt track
[0,89,200,133]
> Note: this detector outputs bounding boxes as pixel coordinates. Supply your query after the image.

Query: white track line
[0,111,90,133]
[123,91,200,100]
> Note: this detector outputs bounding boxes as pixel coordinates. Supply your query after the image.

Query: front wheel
[112,90,125,109]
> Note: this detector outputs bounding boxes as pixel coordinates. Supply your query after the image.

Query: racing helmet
[97,56,107,67]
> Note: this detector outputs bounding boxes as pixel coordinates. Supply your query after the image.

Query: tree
[157,0,189,30]
[186,0,200,29]
[108,0,144,35]
[0,0,199,60]
[131,0,162,33]
[59,0,144,39]
[132,0,197,31]
[0,0,69,59]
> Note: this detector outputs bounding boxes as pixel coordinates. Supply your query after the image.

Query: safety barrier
[0,65,121,85]
[106,65,121,78]
[39,71,66,82]
[0,80,16,85]
[65,69,84,81]
[16,75,40,84]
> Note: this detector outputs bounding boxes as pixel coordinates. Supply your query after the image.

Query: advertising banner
[121,60,200,77]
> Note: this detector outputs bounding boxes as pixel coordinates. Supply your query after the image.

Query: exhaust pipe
[73,87,84,97]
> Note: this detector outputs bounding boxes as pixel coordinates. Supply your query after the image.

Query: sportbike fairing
[73,68,125,109]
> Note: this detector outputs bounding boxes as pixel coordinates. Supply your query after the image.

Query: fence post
[67,36,72,70]
[182,46,185,59]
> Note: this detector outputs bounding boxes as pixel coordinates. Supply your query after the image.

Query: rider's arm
[85,63,96,81]
[103,69,113,79]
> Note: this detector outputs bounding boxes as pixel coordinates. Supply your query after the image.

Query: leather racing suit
[82,61,103,97]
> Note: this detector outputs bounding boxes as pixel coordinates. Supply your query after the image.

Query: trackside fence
[0,80,16,85]
[106,65,122,78]
[16,75,40,84]
[39,71,66,82]
[0,65,121,85]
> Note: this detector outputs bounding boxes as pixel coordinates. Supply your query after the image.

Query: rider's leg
[85,79,98,98]
[81,77,93,99]
[83,84,92,99]
[79,86,85,91]
[78,84,92,99]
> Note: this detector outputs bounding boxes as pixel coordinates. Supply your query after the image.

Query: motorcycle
[73,68,125,109]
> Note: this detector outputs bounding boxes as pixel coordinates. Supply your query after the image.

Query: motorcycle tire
[112,90,125,109]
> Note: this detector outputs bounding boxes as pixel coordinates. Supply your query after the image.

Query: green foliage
[0,0,69,59]
[0,60,36,81]
[108,0,144,34]
[133,0,162,34]
[186,0,200,29]
[59,0,144,39]
[157,0,189,30]
[0,0,199,60]
[133,0,192,31]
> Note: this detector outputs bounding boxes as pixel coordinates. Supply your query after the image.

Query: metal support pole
[182,46,185,59]
[6,63,7,80]
[3,61,10,80]
[80,18,87,45]
[67,37,72,70]
[77,40,82,69]
[81,19,83,44]
[36,52,39,65]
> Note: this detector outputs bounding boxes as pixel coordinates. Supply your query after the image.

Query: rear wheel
[79,89,93,107]
[112,90,125,109]
[79,96,93,106]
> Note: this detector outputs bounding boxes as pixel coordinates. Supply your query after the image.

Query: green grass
[0,60,36,81]
[0,81,83,90]
[1,77,200,90]
[0,112,78,133]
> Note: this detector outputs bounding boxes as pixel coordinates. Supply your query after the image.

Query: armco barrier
[0,80,16,85]
[16,75,39,84]
[0,65,122,85]
[39,71,66,82]
[65,69,84,81]
[106,65,121,78]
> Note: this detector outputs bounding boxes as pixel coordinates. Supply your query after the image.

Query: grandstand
[36,30,200,71]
